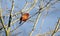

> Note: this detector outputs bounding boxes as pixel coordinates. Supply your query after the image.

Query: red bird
[19,13,29,24]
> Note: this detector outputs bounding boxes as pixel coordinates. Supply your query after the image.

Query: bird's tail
[0,27,3,30]
[19,20,22,24]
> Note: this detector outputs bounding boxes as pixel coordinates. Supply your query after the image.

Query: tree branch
[51,18,60,36]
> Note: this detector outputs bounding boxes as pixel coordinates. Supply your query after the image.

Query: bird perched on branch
[19,13,29,24]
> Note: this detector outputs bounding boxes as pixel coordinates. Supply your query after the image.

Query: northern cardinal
[19,13,29,24]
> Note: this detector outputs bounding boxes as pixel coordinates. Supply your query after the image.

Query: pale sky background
[0,0,60,36]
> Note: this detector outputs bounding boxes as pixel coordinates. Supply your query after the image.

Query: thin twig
[7,0,14,36]
[51,18,60,36]
[27,0,38,12]
[29,12,41,36]
[0,1,7,36]
[8,0,14,28]
[0,9,7,36]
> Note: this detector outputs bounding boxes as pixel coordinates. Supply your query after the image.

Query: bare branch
[8,0,14,28]
[0,8,7,36]
[6,0,15,36]
[51,18,60,36]
[27,0,38,13]
[29,12,41,36]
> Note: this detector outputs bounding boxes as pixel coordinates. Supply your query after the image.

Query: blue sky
[0,0,60,36]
